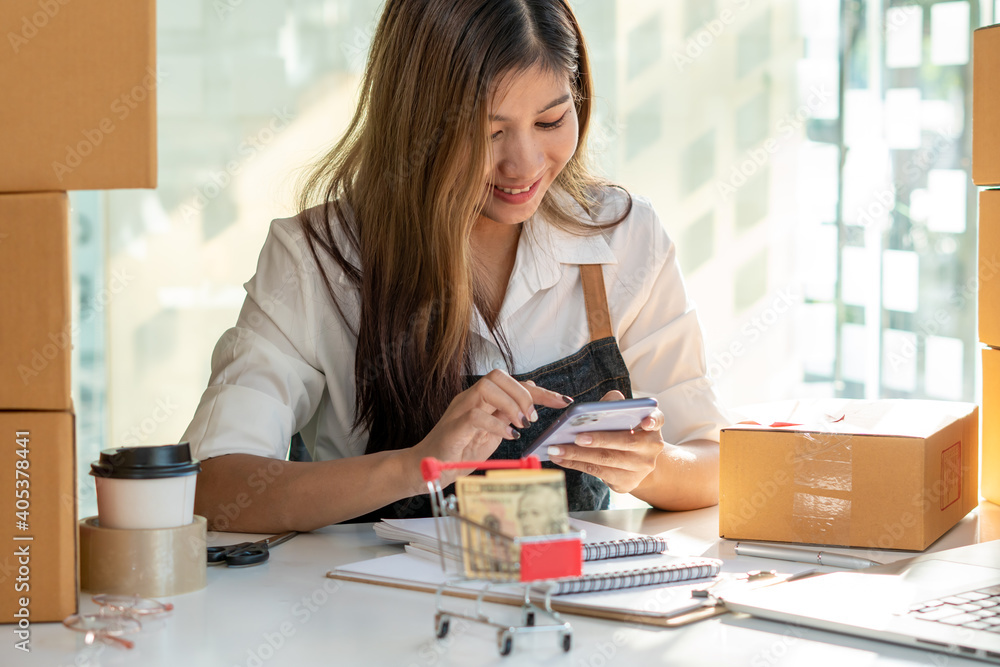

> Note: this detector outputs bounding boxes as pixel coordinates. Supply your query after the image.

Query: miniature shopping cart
[420,456,584,657]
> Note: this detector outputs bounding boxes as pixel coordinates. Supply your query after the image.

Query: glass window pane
[930,1,970,66]
[842,246,871,307]
[882,250,920,313]
[798,303,836,377]
[927,169,968,234]
[885,6,923,69]
[925,335,964,400]
[884,88,922,149]
[882,329,917,392]
[841,323,868,384]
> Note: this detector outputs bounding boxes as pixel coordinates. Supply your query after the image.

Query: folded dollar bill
[455,469,570,579]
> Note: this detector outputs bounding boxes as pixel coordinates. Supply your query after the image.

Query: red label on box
[940,441,962,511]
[519,537,583,581]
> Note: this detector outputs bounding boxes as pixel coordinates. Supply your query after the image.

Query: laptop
[721,540,1000,663]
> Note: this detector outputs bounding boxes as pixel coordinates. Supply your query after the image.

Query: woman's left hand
[546,390,664,494]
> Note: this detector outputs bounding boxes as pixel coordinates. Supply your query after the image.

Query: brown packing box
[0,410,77,624]
[719,399,979,550]
[0,193,71,410]
[974,24,1000,186]
[980,190,1000,347]
[0,0,156,191]
[981,348,1000,505]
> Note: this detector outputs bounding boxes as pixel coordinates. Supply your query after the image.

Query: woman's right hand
[409,370,572,489]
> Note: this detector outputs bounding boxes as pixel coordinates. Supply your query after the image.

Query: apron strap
[580,264,613,342]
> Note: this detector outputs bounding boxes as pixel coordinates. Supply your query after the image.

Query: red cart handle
[420,456,541,482]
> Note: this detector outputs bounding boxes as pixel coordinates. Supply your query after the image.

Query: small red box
[519,536,583,581]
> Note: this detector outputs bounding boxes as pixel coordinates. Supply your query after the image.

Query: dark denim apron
[349,264,633,522]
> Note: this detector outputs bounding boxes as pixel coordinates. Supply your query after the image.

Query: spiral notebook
[374,517,672,562]
[331,518,722,625]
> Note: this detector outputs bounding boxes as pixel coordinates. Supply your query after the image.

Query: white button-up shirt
[182,186,729,463]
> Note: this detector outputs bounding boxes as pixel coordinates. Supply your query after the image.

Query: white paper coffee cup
[90,443,201,530]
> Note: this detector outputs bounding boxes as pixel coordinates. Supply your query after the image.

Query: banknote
[455,470,570,579]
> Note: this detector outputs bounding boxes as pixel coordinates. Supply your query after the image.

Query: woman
[183,0,728,533]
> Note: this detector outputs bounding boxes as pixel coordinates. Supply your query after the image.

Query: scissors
[207,531,298,567]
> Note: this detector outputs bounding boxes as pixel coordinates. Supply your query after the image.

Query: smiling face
[476,64,579,228]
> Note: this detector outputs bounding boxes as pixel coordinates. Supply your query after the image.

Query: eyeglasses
[62,594,174,649]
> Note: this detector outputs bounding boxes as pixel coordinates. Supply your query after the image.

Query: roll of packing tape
[79,515,207,597]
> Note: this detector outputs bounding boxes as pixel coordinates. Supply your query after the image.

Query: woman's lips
[490,178,541,205]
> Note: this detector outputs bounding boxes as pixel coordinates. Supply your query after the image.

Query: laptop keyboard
[908,585,1000,632]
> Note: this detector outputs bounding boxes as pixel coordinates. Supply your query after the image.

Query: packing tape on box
[79,515,206,597]
[737,417,855,544]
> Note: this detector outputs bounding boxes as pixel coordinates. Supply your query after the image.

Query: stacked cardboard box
[974,25,1000,507]
[720,400,978,549]
[0,0,156,624]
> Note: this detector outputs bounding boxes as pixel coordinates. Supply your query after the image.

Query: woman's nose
[498,134,543,180]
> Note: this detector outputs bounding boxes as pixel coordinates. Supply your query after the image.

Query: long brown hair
[297,0,632,453]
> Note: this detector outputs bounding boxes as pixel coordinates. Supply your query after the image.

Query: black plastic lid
[90,443,201,480]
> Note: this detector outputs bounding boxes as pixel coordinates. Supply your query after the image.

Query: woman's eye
[538,112,568,130]
[490,111,568,141]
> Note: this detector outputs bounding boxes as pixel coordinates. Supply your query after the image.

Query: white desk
[8,502,999,667]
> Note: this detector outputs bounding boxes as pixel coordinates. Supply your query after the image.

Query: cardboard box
[719,399,979,550]
[0,192,71,410]
[0,0,156,191]
[981,190,1000,347]
[982,348,1000,505]
[974,24,1000,186]
[0,410,77,624]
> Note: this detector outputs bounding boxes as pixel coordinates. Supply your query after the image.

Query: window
[70,0,989,516]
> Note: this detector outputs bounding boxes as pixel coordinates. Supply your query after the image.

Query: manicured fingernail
[518,412,527,428]
[525,380,536,386]
[562,395,574,404]
[547,446,562,457]
[575,434,593,445]
[529,409,538,422]
[507,427,520,440]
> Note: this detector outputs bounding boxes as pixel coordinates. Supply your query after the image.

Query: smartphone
[523,398,659,462]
